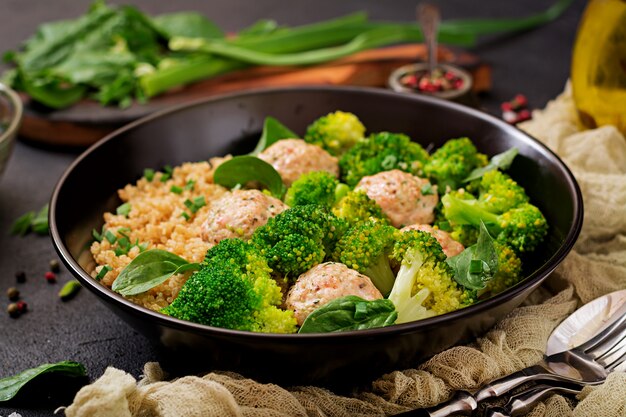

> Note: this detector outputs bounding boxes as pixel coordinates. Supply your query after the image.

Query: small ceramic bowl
[388,62,473,104]
[0,83,23,179]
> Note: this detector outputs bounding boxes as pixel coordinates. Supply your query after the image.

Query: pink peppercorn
[45,271,57,283]
[16,300,27,313]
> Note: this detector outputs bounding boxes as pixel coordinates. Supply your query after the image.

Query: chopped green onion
[160,165,173,182]
[193,196,206,210]
[144,168,155,182]
[117,227,131,236]
[116,203,132,217]
[95,265,112,281]
[181,212,191,221]
[184,180,196,191]
[59,280,82,301]
[104,230,117,244]
[469,259,483,274]
[438,221,452,232]
[92,228,103,242]
[170,185,183,194]
[421,183,434,196]
[137,242,149,252]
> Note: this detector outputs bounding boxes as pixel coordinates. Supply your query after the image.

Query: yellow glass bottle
[571,0,626,134]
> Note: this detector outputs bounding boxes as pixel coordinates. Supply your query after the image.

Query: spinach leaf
[249,116,298,156]
[0,361,86,402]
[298,296,397,333]
[213,155,286,199]
[152,12,224,40]
[463,148,519,182]
[112,249,200,296]
[447,221,499,290]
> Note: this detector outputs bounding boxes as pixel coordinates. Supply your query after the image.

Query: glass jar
[571,0,626,134]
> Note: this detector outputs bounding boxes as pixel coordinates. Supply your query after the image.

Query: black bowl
[50,86,582,387]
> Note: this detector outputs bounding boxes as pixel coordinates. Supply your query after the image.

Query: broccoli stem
[364,253,396,296]
[388,248,433,324]
[442,195,499,231]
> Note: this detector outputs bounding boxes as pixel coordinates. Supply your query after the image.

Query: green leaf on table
[463,148,519,182]
[213,155,286,199]
[11,204,49,236]
[152,12,224,40]
[237,19,282,38]
[447,221,499,290]
[249,116,298,156]
[0,361,86,402]
[112,249,200,296]
[299,296,397,333]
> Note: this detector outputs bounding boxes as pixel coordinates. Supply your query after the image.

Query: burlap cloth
[62,87,626,417]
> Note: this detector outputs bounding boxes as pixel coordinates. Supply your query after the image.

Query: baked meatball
[355,169,438,228]
[258,138,339,186]
[285,262,383,326]
[201,189,288,246]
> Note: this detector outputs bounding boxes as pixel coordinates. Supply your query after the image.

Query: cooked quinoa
[90,159,229,311]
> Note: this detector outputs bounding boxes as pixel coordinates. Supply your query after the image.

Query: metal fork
[396,302,626,417]
[483,336,626,417]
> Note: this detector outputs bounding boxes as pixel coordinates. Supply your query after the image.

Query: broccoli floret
[423,137,488,192]
[162,239,297,333]
[481,242,523,296]
[332,190,390,227]
[476,170,529,214]
[251,205,345,280]
[441,193,548,253]
[284,171,340,208]
[388,230,475,324]
[304,111,366,156]
[331,221,397,295]
[339,132,429,187]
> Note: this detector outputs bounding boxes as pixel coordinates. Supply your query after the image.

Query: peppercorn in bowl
[50,86,582,386]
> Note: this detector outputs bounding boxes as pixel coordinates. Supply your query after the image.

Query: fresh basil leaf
[0,361,86,402]
[249,116,298,156]
[152,12,224,40]
[298,295,397,333]
[463,148,519,182]
[112,249,200,296]
[31,204,49,235]
[447,221,499,290]
[213,155,286,199]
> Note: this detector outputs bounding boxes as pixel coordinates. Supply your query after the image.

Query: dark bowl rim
[50,85,584,341]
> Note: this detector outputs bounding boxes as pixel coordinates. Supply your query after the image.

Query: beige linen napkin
[63,86,626,417]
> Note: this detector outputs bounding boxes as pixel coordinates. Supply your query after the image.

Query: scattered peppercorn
[45,271,57,283]
[7,287,19,301]
[501,94,532,124]
[7,303,20,318]
[15,271,26,283]
[49,259,61,273]
[16,300,28,313]
[399,67,465,94]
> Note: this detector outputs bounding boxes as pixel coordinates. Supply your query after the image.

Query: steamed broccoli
[251,205,345,280]
[475,170,529,214]
[481,242,523,296]
[388,230,475,324]
[284,171,340,208]
[339,132,429,187]
[332,221,397,295]
[162,238,297,333]
[332,190,390,227]
[304,111,366,156]
[423,137,488,192]
[441,193,548,253]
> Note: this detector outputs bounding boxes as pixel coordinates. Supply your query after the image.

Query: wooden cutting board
[19,44,490,147]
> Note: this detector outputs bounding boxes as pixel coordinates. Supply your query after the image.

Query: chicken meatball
[355,169,438,228]
[285,262,383,326]
[201,189,288,246]
[401,224,465,258]
[258,138,339,186]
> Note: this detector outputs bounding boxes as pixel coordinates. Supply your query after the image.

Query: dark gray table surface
[0,1,586,415]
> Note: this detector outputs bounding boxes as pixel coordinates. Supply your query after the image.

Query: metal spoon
[417,3,441,76]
